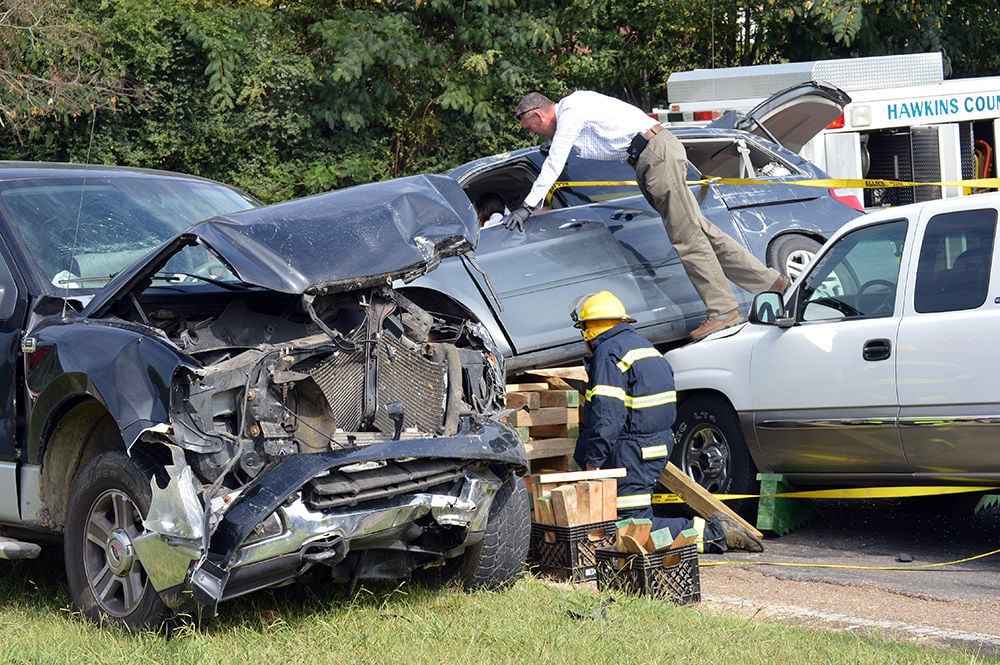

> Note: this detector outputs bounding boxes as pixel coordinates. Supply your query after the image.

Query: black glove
[504,205,532,232]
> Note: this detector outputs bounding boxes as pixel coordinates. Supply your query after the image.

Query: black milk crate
[594,544,701,605]
[529,521,617,582]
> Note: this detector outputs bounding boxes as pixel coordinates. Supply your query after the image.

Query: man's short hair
[516,92,554,117]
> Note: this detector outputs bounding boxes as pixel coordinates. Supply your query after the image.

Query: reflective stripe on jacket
[574,323,677,479]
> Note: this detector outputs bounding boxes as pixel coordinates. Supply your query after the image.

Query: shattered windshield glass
[0,176,256,291]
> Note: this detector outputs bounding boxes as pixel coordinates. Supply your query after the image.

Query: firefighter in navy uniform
[570,291,763,553]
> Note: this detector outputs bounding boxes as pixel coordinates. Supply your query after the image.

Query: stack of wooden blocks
[530,468,623,526]
[614,517,698,554]
[505,379,581,474]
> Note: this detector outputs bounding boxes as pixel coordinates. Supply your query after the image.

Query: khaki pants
[636,130,779,317]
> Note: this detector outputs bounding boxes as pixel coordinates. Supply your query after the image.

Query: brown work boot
[769,274,789,293]
[712,512,764,552]
[690,309,745,341]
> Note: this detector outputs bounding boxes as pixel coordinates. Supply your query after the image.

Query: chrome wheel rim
[83,489,148,617]
[678,424,731,494]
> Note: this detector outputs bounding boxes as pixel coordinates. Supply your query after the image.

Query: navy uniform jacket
[574,323,677,494]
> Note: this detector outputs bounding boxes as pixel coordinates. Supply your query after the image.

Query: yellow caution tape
[652,485,1000,504]
[546,175,1000,205]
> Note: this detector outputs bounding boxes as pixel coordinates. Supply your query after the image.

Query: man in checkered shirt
[509,91,785,341]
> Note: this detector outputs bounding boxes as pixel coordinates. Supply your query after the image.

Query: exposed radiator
[308,335,448,434]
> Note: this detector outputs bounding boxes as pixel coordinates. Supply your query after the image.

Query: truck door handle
[862,338,892,361]
[558,222,584,230]
[610,211,635,221]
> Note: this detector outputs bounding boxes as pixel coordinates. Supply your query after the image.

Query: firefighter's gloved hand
[504,206,532,232]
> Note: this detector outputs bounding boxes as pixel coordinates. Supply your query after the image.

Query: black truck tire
[458,473,530,590]
[64,449,173,631]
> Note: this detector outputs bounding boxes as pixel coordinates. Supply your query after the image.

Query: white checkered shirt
[523,91,658,209]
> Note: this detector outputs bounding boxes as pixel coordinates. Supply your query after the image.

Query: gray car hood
[84,174,478,316]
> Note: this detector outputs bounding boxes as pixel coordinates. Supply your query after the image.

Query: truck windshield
[0,176,256,292]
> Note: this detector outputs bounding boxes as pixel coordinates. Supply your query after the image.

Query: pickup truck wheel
[64,450,172,631]
[671,395,758,516]
[768,234,822,282]
[457,474,529,591]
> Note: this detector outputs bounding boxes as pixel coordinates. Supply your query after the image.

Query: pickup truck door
[749,219,910,475]
[0,249,25,519]
[896,206,1000,476]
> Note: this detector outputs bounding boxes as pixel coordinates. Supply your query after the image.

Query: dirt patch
[697,565,1000,656]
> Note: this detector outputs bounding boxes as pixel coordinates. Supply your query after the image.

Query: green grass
[0,552,990,665]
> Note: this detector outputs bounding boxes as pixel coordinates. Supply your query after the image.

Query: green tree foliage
[0,0,997,203]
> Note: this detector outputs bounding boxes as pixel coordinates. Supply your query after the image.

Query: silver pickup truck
[666,192,1000,514]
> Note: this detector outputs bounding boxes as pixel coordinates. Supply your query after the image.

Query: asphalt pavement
[692,496,1000,602]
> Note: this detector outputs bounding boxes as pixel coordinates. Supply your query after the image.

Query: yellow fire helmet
[570,290,636,329]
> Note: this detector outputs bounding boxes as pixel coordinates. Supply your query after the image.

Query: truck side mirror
[748,291,793,327]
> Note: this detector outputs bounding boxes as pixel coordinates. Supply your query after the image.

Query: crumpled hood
[84,173,478,316]
[191,173,478,294]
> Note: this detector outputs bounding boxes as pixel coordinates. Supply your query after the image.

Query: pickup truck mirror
[748,291,793,327]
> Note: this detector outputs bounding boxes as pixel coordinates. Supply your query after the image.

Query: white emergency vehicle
[661,52,1000,209]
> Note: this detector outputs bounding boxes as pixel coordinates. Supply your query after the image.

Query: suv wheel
[64,450,172,630]
[767,234,822,282]
[671,395,758,516]
[457,473,529,590]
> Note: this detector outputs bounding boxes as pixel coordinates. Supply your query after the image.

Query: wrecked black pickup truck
[0,163,528,629]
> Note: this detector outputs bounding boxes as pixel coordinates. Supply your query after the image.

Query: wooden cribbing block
[601,478,618,521]
[647,527,674,552]
[618,534,647,554]
[538,389,581,408]
[528,422,579,439]
[756,473,816,536]
[505,391,540,410]
[550,485,581,526]
[615,518,652,553]
[574,482,592,523]
[528,455,570,475]
[659,462,763,540]
[533,468,626,485]
[506,407,579,428]
[579,480,604,523]
[534,495,554,525]
[668,527,699,550]
[523,437,575,460]
[505,382,549,392]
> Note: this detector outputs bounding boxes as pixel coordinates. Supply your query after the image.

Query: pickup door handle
[862,338,892,362]
[610,211,635,221]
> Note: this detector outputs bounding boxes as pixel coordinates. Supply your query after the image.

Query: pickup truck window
[914,208,997,313]
[799,219,907,322]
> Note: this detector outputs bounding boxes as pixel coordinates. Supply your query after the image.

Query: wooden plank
[507,407,578,428]
[534,495,554,525]
[601,478,618,522]
[522,437,575,460]
[505,382,549,392]
[533,468,626,485]
[537,389,581,408]
[525,367,590,382]
[574,483,591,525]
[505,391,540,410]
[581,480,604,523]
[550,485,581,526]
[668,527,699,550]
[658,462,763,540]
[529,455,570,475]
[528,422,579,440]
[648,527,674,552]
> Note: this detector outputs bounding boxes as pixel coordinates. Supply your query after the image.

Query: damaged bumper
[132,424,525,614]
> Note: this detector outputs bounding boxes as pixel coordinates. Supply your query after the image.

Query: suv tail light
[830,187,864,212]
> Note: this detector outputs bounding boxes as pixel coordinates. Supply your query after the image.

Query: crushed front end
[131,284,526,616]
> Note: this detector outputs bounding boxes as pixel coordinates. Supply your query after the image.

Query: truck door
[897,206,1000,475]
[0,249,25,520]
[749,219,910,474]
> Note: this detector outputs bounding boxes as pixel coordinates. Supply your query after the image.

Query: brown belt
[626,124,665,167]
